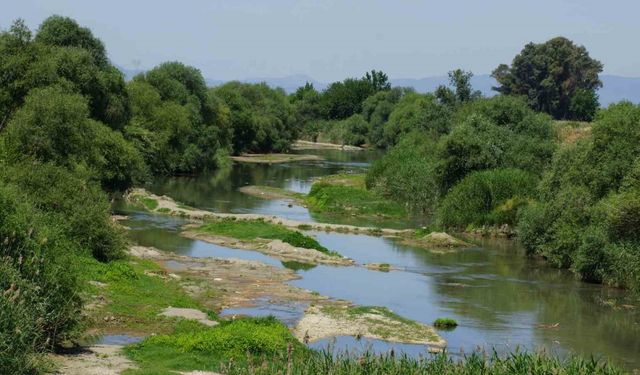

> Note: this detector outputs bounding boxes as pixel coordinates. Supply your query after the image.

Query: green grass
[123,316,308,375]
[140,197,159,211]
[122,317,625,375]
[157,207,171,213]
[302,173,407,220]
[196,219,339,256]
[306,183,407,219]
[434,317,458,329]
[78,256,213,333]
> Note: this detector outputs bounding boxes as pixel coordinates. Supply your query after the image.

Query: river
[117,149,640,371]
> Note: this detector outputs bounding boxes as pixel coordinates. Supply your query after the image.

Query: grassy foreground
[196,218,340,256]
[121,316,624,375]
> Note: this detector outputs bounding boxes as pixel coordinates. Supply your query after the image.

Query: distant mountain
[115,65,640,106]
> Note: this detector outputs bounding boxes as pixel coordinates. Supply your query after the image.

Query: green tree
[361,87,410,147]
[382,93,451,146]
[212,81,294,154]
[435,69,482,106]
[35,15,108,68]
[364,70,391,91]
[3,85,145,189]
[492,37,603,120]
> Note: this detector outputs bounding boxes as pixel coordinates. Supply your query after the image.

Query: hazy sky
[3,0,639,81]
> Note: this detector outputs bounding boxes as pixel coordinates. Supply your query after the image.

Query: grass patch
[157,207,171,214]
[123,316,308,374]
[434,317,458,329]
[305,173,407,220]
[196,219,339,256]
[78,256,211,334]
[140,197,159,211]
[306,183,407,219]
[314,173,366,189]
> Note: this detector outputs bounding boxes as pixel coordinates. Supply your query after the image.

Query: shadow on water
[117,150,640,371]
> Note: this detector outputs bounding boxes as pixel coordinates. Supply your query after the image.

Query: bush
[3,85,145,190]
[0,183,82,374]
[382,93,451,147]
[437,169,537,229]
[519,102,640,290]
[433,318,458,329]
[1,162,126,261]
[366,132,440,214]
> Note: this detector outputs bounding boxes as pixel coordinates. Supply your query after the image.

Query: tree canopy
[492,37,603,120]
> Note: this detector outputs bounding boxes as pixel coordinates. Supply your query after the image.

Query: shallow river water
[119,149,640,370]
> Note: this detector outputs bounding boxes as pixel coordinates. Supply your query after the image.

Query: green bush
[366,132,440,214]
[433,318,458,328]
[519,102,640,291]
[437,169,537,229]
[0,183,82,374]
[1,162,126,261]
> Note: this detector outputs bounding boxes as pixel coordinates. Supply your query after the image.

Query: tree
[211,82,294,154]
[364,70,391,91]
[3,85,145,189]
[321,78,376,120]
[361,87,410,147]
[35,15,108,68]
[436,69,481,106]
[382,93,451,146]
[492,37,603,120]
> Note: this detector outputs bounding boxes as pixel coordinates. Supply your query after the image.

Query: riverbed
[118,149,640,370]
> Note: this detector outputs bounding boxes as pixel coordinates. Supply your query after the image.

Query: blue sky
[3,0,639,81]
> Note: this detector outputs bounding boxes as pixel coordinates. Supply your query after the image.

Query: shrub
[437,169,537,229]
[0,183,82,373]
[433,318,458,329]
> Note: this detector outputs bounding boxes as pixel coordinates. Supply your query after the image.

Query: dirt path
[51,345,133,375]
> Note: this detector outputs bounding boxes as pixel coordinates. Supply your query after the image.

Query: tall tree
[364,70,391,91]
[435,69,481,106]
[492,37,602,120]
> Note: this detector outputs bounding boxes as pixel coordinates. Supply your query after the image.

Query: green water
[122,149,640,371]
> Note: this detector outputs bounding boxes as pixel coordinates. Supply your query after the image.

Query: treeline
[363,38,640,293]
[0,16,297,373]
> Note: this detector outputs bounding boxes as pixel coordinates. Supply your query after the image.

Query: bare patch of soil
[51,345,134,375]
[294,304,445,347]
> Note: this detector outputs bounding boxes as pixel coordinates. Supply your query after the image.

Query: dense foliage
[211,81,295,154]
[125,62,230,175]
[0,15,302,373]
[492,37,603,121]
[519,102,640,291]
[367,96,555,216]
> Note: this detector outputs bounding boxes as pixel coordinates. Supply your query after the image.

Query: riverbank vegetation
[306,174,408,220]
[195,218,339,257]
[0,13,637,374]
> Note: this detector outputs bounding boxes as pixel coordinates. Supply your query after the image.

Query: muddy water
[120,150,640,370]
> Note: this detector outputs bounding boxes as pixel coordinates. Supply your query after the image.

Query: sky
[3,0,640,82]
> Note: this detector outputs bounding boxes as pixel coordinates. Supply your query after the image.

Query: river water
[119,149,640,370]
